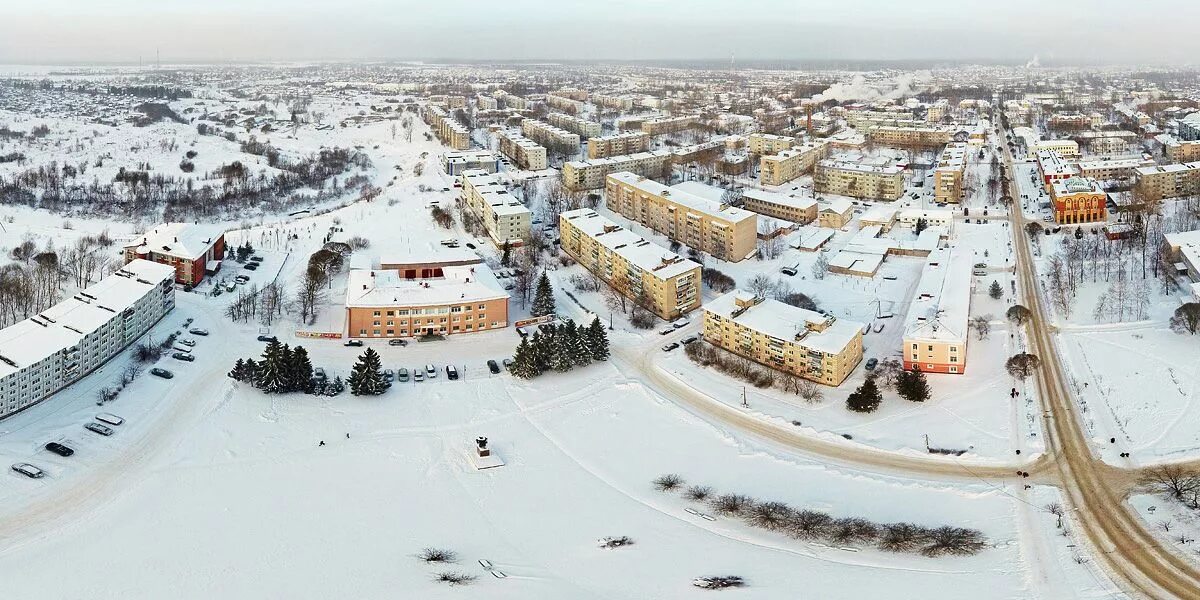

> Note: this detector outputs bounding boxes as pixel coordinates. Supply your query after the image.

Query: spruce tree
[348,347,388,395]
[989,280,1003,300]
[278,344,295,392]
[846,377,883,413]
[566,321,591,367]
[257,339,287,393]
[511,336,540,379]
[291,346,314,393]
[531,273,556,317]
[551,324,576,373]
[228,358,246,380]
[586,318,610,361]
[244,358,260,385]
[530,330,552,373]
[897,366,931,403]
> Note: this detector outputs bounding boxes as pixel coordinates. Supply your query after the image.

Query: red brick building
[123,223,226,286]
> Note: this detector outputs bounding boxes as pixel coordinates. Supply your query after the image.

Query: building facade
[933,142,967,204]
[641,115,700,135]
[123,222,226,286]
[605,172,758,262]
[559,209,700,320]
[460,169,531,247]
[902,248,972,374]
[587,132,651,159]
[442,150,499,176]
[740,189,817,224]
[814,159,905,201]
[748,133,798,155]
[1050,176,1107,225]
[521,119,581,151]
[421,104,471,150]
[561,150,671,190]
[497,131,548,171]
[345,260,509,339]
[548,112,602,138]
[703,290,864,386]
[1135,162,1200,202]
[0,260,176,419]
[759,140,830,186]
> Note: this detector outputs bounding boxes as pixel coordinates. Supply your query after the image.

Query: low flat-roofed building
[460,169,531,247]
[1033,139,1081,158]
[814,157,905,201]
[1164,229,1200,281]
[902,247,973,374]
[559,209,700,320]
[0,260,175,419]
[1036,150,1078,191]
[1050,176,1107,225]
[442,150,499,176]
[859,205,898,231]
[345,259,508,339]
[818,198,854,228]
[702,290,864,386]
[123,222,226,286]
[605,172,758,262]
[740,188,817,225]
[497,131,548,171]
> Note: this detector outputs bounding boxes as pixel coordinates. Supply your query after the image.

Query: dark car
[150,367,174,379]
[257,335,277,343]
[344,339,364,347]
[487,359,501,374]
[173,352,196,362]
[865,358,879,371]
[188,328,209,336]
[387,338,408,347]
[244,263,259,270]
[85,422,114,436]
[45,442,75,457]
[465,243,476,250]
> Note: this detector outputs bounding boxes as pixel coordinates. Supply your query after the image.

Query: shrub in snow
[684,485,713,501]
[652,473,685,492]
[419,548,457,563]
[598,536,634,549]
[433,572,476,586]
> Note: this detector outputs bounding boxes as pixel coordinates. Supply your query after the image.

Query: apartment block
[748,133,798,155]
[497,131,548,171]
[559,209,700,320]
[1033,139,1081,158]
[521,119,581,151]
[1166,139,1200,163]
[548,112,602,138]
[442,150,499,176]
[933,142,968,204]
[814,158,905,201]
[1036,150,1078,191]
[1050,177,1107,224]
[759,140,830,186]
[421,104,471,150]
[1074,155,1154,181]
[587,131,651,159]
[123,222,226,286]
[545,94,586,113]
[605,172,758,262]
[550,87,588,101]
[703,290,864,386]
[902,247,973,374]
[740,188,817,225]
[0,260,175,419]
[476,95,498,111]
[592,93,635,111]
[494,90,530,111]
[869,125,952,148]
[561,150,671,191]
[460,169,531,247]
[1134,161,1200,202]
[641,115,700,135]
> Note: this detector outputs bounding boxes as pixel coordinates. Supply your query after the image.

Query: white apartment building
[0,260,176,419]
[561,150,672,190]
[521,119,581,151]
[548,112,603,138]
[460,169,532,247]
[497,131,548,171]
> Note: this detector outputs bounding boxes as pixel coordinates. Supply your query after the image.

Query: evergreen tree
[565,320,591,367]
[278,344,295,392]
[228,358,246,380]
[846,377,883,413]
[530,330,553,373]
[586,318,610,361]
[501,240,512,267]
[348,347,388,395]
[896,366,931,403]
[331,376,345,393]
[551,324,576,373]
[511,336,540,379]
[989,280,1003,300]
[243,358,261,385]
[291,346,314,393]
[257,339,287,393]
[531,273,556,317]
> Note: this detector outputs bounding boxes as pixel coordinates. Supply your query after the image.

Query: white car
[179,338,197,347]
[425,364,437,378]
[12,463,44,479]
[671,317,691,329]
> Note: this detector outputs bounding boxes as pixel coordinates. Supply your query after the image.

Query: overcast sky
[0,0,1194,65]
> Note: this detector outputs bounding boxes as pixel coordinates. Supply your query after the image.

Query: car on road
[413,370,425,382]
[45,442,74,457]
[397,367,410,382]
[12,463,44,479]
[172,352,195,362]
[85,422,114,436]
[487,360,501,374]
[150,367,174,379]
[662,342,679,352]
[257,335,277,343]
[671,317,690,329]
[388,338,408,347]
[446,365,459,380]
[344,339,364,347]
[425,364,437,379]
[179,338,196,347]
[189,328,209,336]
[865,358,879,371]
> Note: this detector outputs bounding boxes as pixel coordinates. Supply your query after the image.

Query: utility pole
[741,386,748,408]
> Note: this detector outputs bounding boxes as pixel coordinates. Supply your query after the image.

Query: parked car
[780,266,798,276]
[681,335,698,345]
[85,422,114,436]
[383,369,395,382]
[662,342,680,352]
[150,367,174,379]
[257,335,277,343]
[250,256,264,263]
[502,358,514,371]
[314,367,327,381]
[96,413,124,426]
[189,328,209,336]
[179,338,197,347]
[487,360,501,374]
[865,358,879,371]
[671,317,690,329]
[659,327,675,336]
[344,339,364,347]
[446,365,459,380]
[172,352,195,362]
[388,338,408,347]
[465,243,476,250]
[172,345,192,354]
[425,364,437,378]
[413,370,425,382]
[12,463,44,479]
[45,442,75,457]
[873,323,884,333]
[397,367,410,382]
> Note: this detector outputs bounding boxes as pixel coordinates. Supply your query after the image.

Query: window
[373,311,381,317]
[949,366,958,373]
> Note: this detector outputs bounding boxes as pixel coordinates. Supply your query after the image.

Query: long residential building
[459,169,531,247]
[592,93,635,111]
[1135,161,1200,202]
[759,140,831,186]
[559,209,700,320]
[421,104,471,150]
[902,247,972,374]
[1166,139,1200,163]
[1050,176,1107,224]
[548,112,602,138]
[605,172,758,261]
[345,256,508,339]
[0,260,176,419]
[702,290,864,386]
[587,131,651,159]
[1032,139,1081,158]
[441,150,499,176]
[562,150,671,191]
[521,119,580,151]
[748,133,798,155]
[814,158,906,200]
[933,142,968,204]
[497,131,548,171]
[545,93,586,113]
[1074,155,1154,181]
[123,222,226,286]
[641,114,700,135]
[740,188,817,224]
[869,125,952,148]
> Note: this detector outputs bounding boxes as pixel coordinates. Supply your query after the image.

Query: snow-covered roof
[607,172,756,224]
[820,198,853,216]
[704,290,863,356]
[902,247,973,345]
[125,223,225,261]
[741,188,817,211]
[345,264,507,309]
[560,209,699,280]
